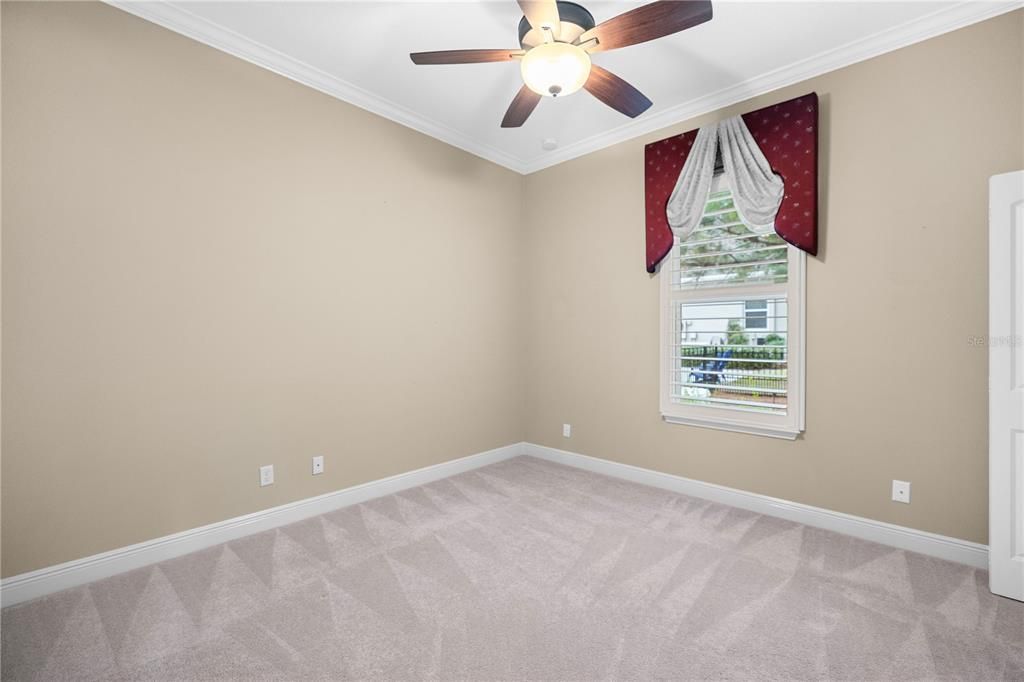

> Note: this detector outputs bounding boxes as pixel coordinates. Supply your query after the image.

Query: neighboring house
[679,297,787,346]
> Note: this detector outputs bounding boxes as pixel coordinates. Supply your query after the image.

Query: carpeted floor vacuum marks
[2,455,1022,680]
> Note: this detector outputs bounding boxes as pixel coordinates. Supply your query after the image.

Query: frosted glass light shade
[520,42,592,98]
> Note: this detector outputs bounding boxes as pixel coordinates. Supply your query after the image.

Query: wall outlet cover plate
[892,479,911,504]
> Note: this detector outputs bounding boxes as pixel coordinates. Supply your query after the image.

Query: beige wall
[1,2,525,577]
[523,10,1024,546]
[3,2,1022,578]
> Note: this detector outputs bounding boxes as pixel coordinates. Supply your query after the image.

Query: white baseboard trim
[0,442,525,607]
[523,442,989,570]
[4,440,988,606]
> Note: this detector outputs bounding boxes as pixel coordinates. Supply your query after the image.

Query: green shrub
[726,320,749,346]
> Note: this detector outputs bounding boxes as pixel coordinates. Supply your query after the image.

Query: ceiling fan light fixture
[520,42,591,98]
[409,0,714,127]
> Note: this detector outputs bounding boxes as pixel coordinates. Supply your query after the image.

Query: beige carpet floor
[2,455,1023,681]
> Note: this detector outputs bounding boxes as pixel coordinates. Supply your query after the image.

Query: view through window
[663,183,799,423]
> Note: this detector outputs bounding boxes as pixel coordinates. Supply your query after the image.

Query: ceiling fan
[410,0,712,128]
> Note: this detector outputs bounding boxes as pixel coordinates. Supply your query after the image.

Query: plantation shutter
[669,188,788,290]
[667,184,791,414]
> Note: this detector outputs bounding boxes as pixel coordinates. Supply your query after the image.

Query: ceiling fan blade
[410,49,521,65]
[583,65,653,118]
[518,0,561,35]
[579,0,712,53]
[501,85,543,128]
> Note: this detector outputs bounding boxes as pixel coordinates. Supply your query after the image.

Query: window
[744,300,768,330]
[660,174,805,439]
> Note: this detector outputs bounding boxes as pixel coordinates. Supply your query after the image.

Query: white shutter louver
[670,188,788,291]
[666,186,790,415]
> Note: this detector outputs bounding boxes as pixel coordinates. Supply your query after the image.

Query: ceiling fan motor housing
[518,1,596,48]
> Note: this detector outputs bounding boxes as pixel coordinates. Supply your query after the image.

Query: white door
[990,170,1024,601]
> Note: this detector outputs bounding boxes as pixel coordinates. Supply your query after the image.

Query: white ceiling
[109,0,1019,173]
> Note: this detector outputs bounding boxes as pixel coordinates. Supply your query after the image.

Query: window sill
[661,413,801,440]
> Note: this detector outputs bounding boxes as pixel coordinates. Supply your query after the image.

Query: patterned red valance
[644,93,819,273]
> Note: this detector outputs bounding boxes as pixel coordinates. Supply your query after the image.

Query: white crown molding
[523,443,989,570]
[105,0,1021,175]
[0,442,525,607]
[103,0,531,173]
[521,0,1024,173]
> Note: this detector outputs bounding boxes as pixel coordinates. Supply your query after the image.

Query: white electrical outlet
[312,455,324,476]
[562,423,572,438]
[892,480,911,504]
[259,465,274,487]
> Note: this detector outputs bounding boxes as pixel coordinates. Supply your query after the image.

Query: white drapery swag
[665,115,785,240]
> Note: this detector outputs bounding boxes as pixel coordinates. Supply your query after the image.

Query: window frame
[658,177,806,440]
